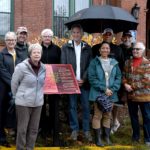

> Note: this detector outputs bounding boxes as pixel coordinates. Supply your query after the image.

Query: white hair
[133,42,146,52]
[41,29,54,37]
[28,43,43,56]
[5,31,17,41]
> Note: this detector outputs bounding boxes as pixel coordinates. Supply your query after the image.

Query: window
[53,0,91,38]
[0,0,13,37]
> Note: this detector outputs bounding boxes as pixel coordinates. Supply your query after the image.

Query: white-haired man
[40,28,61,146]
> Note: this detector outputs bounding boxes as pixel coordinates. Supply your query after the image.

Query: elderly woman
[88,41,121,146]
[0,32,17,147]
[11,43,46,150]
[123,42,150,146]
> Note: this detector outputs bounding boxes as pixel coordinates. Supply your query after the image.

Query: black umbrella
[65,5,138,33]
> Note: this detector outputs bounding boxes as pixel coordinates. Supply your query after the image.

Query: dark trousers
[0,83,10,142]
[40,95,60,145]
[128,101,150,142]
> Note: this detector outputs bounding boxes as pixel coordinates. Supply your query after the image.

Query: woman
[0,32,17,147]
[11,43,46,150]
[123,42,150,146]
[88,41,121,146]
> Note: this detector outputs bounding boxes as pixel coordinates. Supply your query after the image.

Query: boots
[94,128,104,147]
[104,127,112,145]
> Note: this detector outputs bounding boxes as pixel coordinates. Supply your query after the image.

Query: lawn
[0,105,150,150]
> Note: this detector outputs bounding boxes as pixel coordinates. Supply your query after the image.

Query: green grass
[4,106,150,149]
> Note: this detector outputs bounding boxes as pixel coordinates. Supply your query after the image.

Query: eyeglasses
[132,48,142,51]
[6,39,16,42]
[43,35,52,38]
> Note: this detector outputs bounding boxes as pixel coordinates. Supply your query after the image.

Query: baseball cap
[122,31,132,37]
[16,26,28,34]
[103,28,114,35]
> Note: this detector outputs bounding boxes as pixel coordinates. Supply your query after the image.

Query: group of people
[0,24,150,150]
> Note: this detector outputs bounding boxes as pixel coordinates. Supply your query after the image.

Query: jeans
[128,101,150,142]
[69,87,90,132]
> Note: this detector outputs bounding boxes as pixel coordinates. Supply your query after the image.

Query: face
[17,32,28,44]
[122,35,132,47]
[30,48,42,62]
[99,43,110,58]
[103,32,113,43]
[5,35,16,50]
[42,32,52,45]
[71,27,82,43]
[132,43,144,58]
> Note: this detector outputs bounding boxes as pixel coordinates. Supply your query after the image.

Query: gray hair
[133,42,146,52]
[28,43,43,56]
[41,29,54,37]
[5,31,17,41]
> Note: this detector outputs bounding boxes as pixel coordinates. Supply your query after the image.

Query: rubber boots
[94,128,104,147]
[104,127,112,145]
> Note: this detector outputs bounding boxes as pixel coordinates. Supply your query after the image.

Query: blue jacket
[88,56,121,102]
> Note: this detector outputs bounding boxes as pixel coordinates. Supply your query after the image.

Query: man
[120,30,133,61]
[92,28,124,134]
[40,29,61,146]
[15,26,29,63]
[61,24,92,141]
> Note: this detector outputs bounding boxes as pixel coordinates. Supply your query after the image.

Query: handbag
[96,91,113,112]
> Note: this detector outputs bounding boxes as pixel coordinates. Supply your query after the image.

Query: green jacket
[88,56,121,102]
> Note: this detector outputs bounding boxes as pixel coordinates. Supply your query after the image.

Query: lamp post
[131,3,140,19]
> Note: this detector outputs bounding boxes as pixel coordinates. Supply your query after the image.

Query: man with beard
[15,27,29,63]
[120,31,133,62]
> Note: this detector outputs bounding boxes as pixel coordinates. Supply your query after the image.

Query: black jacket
[15,42,29,63]
[0,47,20,105]
[61,40,92,87]
[41,42,61,64]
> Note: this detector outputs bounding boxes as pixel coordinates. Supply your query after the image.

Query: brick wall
[14,0,52,41]
[121,0,147,44]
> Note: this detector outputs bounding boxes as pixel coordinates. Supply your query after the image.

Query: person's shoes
[145,142,150,146]
[84,131,92,142]
[0,140,11,147]
[132,139,140,145]
[111,121,120,134]
[70,131,78,141]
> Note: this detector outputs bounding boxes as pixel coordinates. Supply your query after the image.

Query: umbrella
[65,5,138,33]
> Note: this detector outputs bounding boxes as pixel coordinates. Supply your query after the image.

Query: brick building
[0,0,150,52]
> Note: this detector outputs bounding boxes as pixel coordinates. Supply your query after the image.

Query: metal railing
[53,16,69,38]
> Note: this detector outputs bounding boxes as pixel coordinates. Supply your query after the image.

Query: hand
[77,80,84,86]
[105,88,113,96]
[9,98,15,106]
[124,83,133,92]
[8,98,15,114]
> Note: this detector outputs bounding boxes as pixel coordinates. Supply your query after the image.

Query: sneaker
[145,142,150,146]
[111,121,120,134]
[84,131,92,142]
[70,131,78,141]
